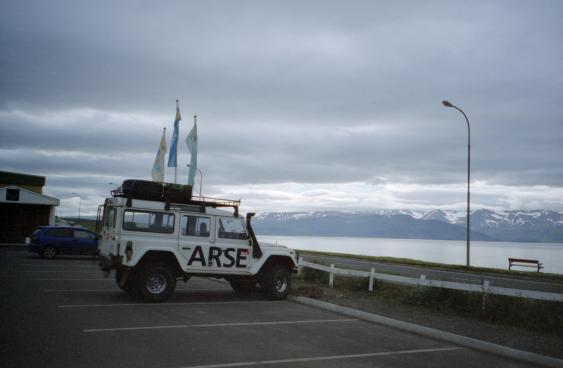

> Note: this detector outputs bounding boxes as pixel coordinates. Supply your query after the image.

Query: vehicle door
[178,214,214,273]
[55,228,74,254]
[215,216,252,273]
[99,206,119,256]
[73,230,96,254]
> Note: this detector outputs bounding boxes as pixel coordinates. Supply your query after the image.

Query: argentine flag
[167,100,182,168]
[186,118,198,187]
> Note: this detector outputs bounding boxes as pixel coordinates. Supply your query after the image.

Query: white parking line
[44,288,228,293]
[25,271,100,273]
[176,347,462,368]
[33,278,112,281]
[83,319,358,333]
[59,301,281,308]
[20,264,96,268]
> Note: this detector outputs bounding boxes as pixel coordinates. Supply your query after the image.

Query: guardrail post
[482,280,490,311]
[368,268,375,292]
[297,256,302,277]
[329,264,335,288]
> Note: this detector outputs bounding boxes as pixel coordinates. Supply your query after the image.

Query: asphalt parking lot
[1,248,537,368]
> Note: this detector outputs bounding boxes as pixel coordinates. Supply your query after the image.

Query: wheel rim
[44,247,56,258]
[146,272,167,295]
[274,275,288,293]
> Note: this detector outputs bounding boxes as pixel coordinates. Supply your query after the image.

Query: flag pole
[174,99,179,184]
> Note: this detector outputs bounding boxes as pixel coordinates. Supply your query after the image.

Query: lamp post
[71,192,82,222]
[442,100,471,267]
[187,164,203,197]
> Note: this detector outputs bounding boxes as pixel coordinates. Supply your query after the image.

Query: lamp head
[442,100,454,108]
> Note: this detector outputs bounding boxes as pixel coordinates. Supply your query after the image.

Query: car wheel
[43,246,57,259]
[229,277,256,296]
[135,262,176,302]
[261,264,291,300]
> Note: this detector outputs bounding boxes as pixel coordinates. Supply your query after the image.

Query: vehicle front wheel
[42,246,57,259]
[134,262,176,302]
[260,264,291,300]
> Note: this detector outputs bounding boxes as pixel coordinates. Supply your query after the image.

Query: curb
[289,295,563,368]
[0,244,27,251]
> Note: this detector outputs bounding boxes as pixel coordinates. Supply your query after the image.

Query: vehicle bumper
[98,254,123,271]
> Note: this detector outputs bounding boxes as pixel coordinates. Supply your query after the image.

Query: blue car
[28,226,98,259]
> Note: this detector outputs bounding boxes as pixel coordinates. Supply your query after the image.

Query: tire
[260,264,291,300]
[229,277,256,296]
[43,246,57,259]
[134,262,176,302]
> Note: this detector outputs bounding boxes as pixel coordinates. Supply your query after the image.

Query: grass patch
[296,249,563,281]
[61,217,97,233]
[296,263,563,333]
[375,283,563,333]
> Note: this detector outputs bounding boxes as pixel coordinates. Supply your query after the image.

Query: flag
[167,100,182,168]
[186,118,198,187]
[152,128,167,182]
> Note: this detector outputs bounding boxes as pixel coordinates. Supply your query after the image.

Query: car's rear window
[74,230,94,239]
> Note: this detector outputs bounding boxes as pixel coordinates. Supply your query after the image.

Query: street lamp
[442,100,471,267]
[71,192,82,222]
[187,164,203,197]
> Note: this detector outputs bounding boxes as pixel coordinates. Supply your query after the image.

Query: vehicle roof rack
[111,187,240,217]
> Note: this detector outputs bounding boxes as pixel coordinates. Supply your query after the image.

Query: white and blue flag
[167,100,182,168]
[186,117,198,187]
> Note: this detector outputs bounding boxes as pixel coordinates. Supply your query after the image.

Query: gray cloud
[1,1,562,214]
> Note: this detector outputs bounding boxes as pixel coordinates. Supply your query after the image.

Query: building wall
[0,184,43,194]
[0,203,50,243]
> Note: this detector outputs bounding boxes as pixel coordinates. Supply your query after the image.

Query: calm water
[258,235,563,275]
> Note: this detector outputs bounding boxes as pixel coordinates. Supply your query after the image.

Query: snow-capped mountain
[253,209,563,243]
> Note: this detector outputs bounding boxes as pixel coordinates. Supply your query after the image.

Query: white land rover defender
[96,180,297,302]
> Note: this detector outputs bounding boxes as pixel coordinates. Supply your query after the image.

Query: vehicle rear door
[100,206,118,256]
[73,230,96,254]
[178,214,214,272]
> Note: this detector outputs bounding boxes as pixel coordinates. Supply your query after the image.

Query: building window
[6,189,20,201]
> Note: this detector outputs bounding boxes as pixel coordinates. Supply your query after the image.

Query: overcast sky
[1,1,563,216]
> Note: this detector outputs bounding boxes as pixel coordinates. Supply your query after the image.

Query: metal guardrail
[298,259,563,302]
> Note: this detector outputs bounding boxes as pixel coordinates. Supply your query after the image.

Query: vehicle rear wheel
[134,262,176,302]
[260,264,291,300]
[43,246,57,259]
[229,277,256,296]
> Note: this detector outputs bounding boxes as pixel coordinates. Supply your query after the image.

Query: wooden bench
[508,258,543,272]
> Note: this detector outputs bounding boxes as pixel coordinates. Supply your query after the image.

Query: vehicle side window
[46,228,72,237]
[74,230,93,239]
[218,217,248,240]
[104,207,116,229]
[181,215,211,237]
[123,210,175,234]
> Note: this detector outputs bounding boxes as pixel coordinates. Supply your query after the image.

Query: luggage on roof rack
[114,179,193,204]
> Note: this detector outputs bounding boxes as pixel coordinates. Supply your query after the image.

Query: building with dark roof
[0,171,60,243]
